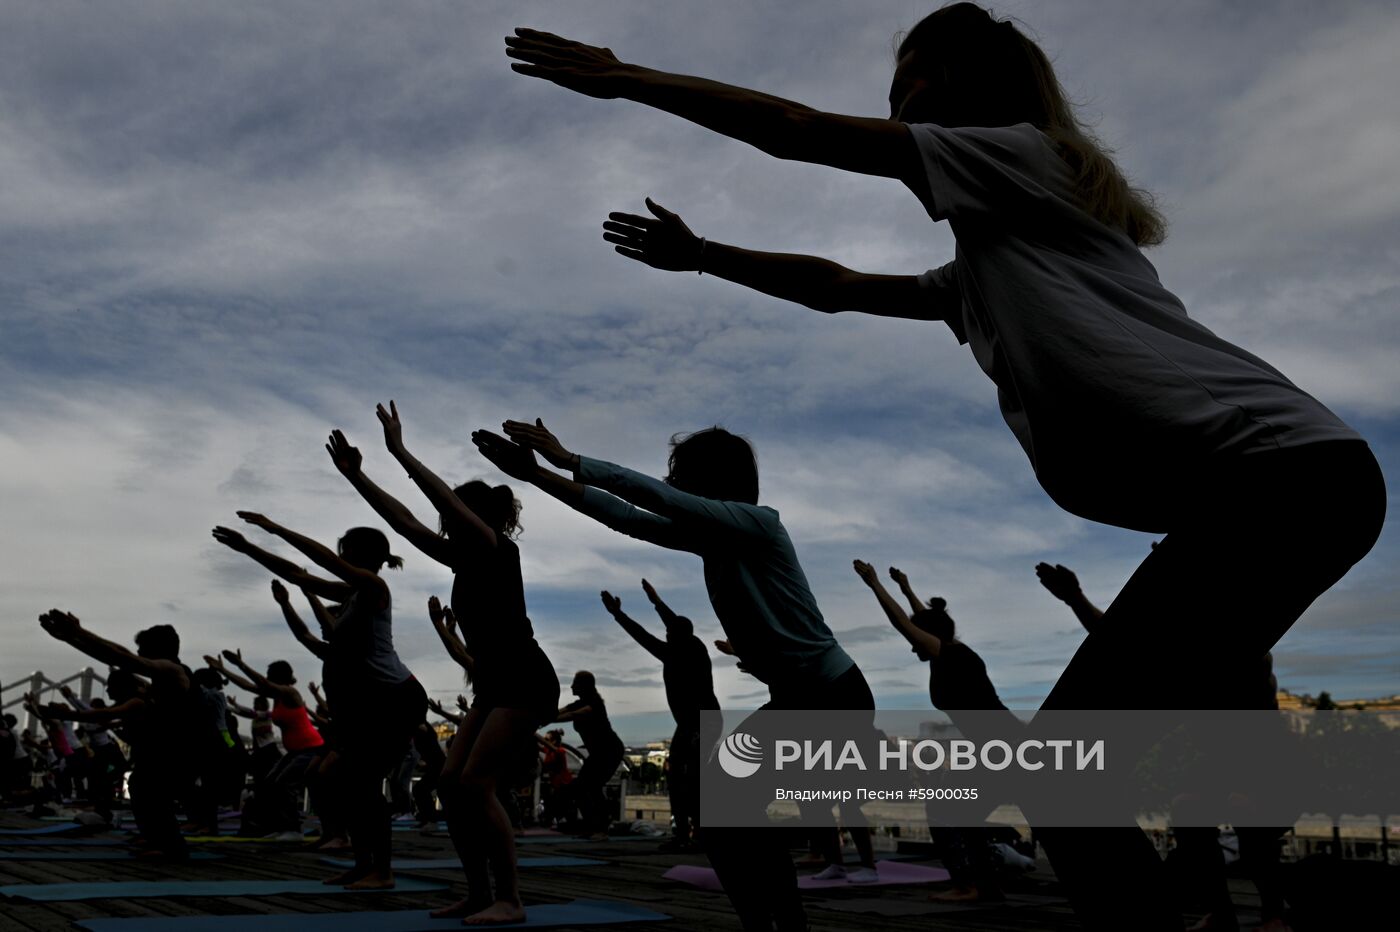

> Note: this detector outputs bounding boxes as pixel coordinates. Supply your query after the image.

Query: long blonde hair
[897,3,1165,246]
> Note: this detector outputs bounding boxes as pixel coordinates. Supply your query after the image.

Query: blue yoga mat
[514,833,656,844]
[320,856,604,870]
[73,900,670,930]
[0,876,449,902]
[0,824,87,835]
[0,837,125,847]
[0,850,221,861]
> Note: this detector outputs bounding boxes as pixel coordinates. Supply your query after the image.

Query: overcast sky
[3,1,1397,743]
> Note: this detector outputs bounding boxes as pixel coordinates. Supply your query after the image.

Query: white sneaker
[846,866,880,884]
[810,864,847,881]
[990,842,1036,872]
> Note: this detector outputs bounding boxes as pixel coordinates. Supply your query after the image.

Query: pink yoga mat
[663,861,951,891]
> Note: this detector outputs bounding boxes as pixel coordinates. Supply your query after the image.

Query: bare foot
[463,900,526,925]
[345,869,395,890]
[322,867,369,886]
[430,896,493,919]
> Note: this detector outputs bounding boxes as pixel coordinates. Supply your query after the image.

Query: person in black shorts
[326,401,558,925]
[554,671,625,840]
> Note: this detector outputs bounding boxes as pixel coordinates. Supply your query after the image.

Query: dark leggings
[1034,440,1386,931]
[334,676,428,874]
[705,662,875,932]
[575,741,624,834]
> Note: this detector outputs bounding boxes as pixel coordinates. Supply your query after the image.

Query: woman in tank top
[212,513,425,890]
[326,401,558,925]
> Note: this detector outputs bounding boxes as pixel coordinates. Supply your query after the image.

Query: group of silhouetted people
[21,4,1386,930]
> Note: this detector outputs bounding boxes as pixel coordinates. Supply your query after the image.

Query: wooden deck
[0,810,1278,931]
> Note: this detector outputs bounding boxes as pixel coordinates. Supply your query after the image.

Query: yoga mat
[0,837,125,847]
[73,900,671,930]
[663,861,951,891]
[321,856,604,870]
[0,824,86,835]
[0,850,222,861]
[815,892,1068,916]
[514,832,656,844]
[0,876,449,902]
[183,834,313,843]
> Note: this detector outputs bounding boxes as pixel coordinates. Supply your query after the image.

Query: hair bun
[928,597,948,610]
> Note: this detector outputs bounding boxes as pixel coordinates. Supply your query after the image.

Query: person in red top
[207,633,325,841]
[536,729,574,829]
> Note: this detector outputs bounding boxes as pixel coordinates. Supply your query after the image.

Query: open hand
[375,400,404,451]
[203,654,225,670]
[326,430,363,477]
[456,693,471,712]
[270,579,290,605]
[714,639,736,657]
[427,596,446,626]
[222,648,243,667]
[600,590,622,617]
[212,526,250,553]
[501,419,574,470]
[888,566,909,587]
[39,609,82,642]
[471,430,540,481]
[236,511,275,532]
[504,28,633,99]
[604,198,703,272]
[852,559,878,585]
[1035,562,1082,602]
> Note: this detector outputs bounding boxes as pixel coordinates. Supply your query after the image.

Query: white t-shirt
[906,122,1360,532]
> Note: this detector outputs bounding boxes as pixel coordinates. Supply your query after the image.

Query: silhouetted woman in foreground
[213,514,424,889]
[328,402,558,925]
[506,6,1385,927]
[475,420,870,932]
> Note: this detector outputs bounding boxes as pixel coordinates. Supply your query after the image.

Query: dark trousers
[668,726,701,840]
[706,662,875,931]
[335,677,428,872]
[575,741,624,834]
[129,756,191,856]
[1035,441,1385,931]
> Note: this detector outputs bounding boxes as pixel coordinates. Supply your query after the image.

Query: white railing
[1,668,106,732]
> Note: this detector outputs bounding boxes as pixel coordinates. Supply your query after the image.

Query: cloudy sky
[3,1,1397,742]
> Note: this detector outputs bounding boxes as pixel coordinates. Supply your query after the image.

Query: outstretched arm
[500,419,771,541]
[375,401,499,549]
[235,512,387,603]
[505,30,916,179]
[327,429,457,566]
[43,697,144,723]
[853,560,942,657]
[888,566,929,616]
[211,526,352,602]
[38,610,190,687]
[426,697,463,725]
[271,581,331,659]
[427,597,476,675]
[605,199,936,318]
[472,429,690,551]
[1035,563,1104,634]
[222,648,301,708]
[601,590,668,662]
[203,654,259,697]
